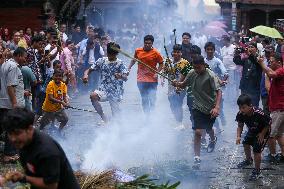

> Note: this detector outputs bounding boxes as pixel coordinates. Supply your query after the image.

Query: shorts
[94,90,108,102]
[92,90,121,116]
[270,111,284,137]
[192,109,216,131]
[243,135,265,153]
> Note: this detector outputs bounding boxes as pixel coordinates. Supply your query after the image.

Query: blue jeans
[32,84,45,115]
[168,91,186,123]
[137,82,158,113]
[24,96,32,111]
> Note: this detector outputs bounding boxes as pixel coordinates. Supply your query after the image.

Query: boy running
[236,94,271,180]
[204,42,228,130]
[173,55,221,169]
[39,69,69,132]
[83,42,128,123]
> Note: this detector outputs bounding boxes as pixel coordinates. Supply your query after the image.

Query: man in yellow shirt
[39,69,69,132]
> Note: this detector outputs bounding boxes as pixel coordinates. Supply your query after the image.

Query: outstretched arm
[83,68,94,83]
[258,57,278,78]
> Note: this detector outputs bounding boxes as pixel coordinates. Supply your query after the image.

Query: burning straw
[75,170,180,189]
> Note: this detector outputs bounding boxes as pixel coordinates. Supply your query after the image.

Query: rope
[66,106,97,113]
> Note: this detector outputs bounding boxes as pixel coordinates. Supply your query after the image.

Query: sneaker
[207,136,217,153]
[267,153,277,164]
[97,120,107,126]
[192,156,201,170]
[249,169,261,181]
[237,158,253,168]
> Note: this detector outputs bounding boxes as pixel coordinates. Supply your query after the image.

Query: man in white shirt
[0,47,26,163]
[44,37,60,76]
[221,36,236,71]
[60,23,68,43]
[220,35,238,96]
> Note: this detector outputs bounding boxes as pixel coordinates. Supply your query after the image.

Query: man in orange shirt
[128,35,163,113]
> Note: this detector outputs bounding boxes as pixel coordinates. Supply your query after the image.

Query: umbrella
[207,21,228,29]
[249,25,283,39]
[202,26,228,37]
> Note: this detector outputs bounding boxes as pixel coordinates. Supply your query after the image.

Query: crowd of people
[0,20,284,188]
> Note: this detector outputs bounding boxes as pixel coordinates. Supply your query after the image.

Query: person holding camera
[233,42,263,107]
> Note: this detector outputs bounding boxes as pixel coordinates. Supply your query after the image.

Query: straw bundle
[75,170,116,189]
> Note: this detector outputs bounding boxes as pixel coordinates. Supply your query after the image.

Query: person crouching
[39,69,69,133]
[235,94,271,181]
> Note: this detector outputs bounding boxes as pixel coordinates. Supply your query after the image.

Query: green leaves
[116,174,180,189]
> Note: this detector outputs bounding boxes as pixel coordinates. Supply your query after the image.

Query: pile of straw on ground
[75,170,116,189]
[75,170,180,189]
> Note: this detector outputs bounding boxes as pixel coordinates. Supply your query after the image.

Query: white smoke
[81,82,185,171]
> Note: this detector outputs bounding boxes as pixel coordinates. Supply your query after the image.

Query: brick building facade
[0,0,46,31]
[0,0,140,32]
[215,0,284,32]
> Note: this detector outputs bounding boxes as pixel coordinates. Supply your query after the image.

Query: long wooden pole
[111,46,174,83]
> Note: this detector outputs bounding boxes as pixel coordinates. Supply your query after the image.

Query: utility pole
[231,0,237,31]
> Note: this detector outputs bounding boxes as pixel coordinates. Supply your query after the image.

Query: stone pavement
[60,74,284,189]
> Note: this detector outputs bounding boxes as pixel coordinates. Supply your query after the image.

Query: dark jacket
[233,54,262,93]
[181,43,192,62]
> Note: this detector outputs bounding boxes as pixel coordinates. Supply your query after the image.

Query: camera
[235,47,246,54]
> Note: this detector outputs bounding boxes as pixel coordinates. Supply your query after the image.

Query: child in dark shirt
[235,94,271,181]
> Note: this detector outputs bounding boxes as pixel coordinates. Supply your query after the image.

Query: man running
[83,42,128,123]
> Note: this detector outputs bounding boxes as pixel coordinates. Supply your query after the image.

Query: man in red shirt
[258,53,284,163]
[128,35,163,113]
